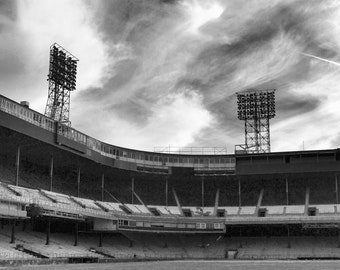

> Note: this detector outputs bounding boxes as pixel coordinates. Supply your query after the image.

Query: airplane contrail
[301,52,340,67]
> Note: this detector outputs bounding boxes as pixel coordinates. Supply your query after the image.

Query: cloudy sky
[1,0,340,153]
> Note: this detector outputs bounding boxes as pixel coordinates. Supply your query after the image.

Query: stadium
[1,44,340,267]
[1,0,340,265]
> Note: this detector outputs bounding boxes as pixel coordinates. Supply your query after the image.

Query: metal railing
[154,146,228,155]
[0,95,236,171]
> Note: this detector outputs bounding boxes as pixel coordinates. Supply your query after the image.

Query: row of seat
[2,180,340,219]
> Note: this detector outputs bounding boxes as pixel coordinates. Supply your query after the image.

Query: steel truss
[236,89,276,153]
[45,43,78,124]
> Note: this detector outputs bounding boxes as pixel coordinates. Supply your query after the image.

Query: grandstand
[1,94,340,266]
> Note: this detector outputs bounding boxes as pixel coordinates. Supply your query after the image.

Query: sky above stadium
[1,0,340,153]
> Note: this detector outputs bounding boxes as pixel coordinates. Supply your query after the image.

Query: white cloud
[272,69,340,151]
[181,0,224,34]
[7,0,111,111]
[2,0,340,153]
[73,91,212,151]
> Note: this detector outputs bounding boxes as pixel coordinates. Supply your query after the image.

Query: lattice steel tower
[236,89,276,153]
[45,43,78,124]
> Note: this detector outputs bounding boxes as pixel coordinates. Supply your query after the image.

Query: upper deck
[1,94,340,176]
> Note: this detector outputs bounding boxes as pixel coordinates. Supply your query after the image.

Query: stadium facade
[1,94,340,264]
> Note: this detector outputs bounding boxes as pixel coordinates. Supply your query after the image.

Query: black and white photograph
[0,0,340,269]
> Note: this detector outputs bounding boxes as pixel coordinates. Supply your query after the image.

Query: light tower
[236,89,276,153]
[44,43,78,124]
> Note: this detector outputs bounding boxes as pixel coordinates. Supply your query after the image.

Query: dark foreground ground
[3,260,340,270]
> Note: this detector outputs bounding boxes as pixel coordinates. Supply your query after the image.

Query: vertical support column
[213,189,220,216]
[45,217,51,245]
[101,173,105,202]
[99,233,103,247]
[15,146,20,186]
[172,188,184,216]
[336,174,339,205]
[239,227,242,248]
[285,177,289,205]
[10,220,15,244]
[238,178,242,207]
[22,219,26,231]
[49,156,54,192]
[287,224,291,248]
[74,221,78,246]
[304,187,310,215]
[255,189,264,216]
[165,176,168,207]
[131,175,134,204]
[201,176,205,208]
[77,167,80,197]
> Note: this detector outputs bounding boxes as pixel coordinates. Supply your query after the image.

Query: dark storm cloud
[73,0,340,149]
[0,0,29,87]
[173,1,336,142]
[331,133,340,147]
[277,94,323,118]
[159,0,179,4]
[75,0,187,126]
[0,0,17,21]
[106,88,154,126]
[180,0,333,95]
[94,0,182,50]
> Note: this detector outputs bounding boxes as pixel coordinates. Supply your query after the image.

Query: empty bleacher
[285,205,305,215]
[234,236,340,260]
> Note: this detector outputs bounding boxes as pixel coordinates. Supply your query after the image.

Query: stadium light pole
[45,43,78,125]
[236,89,276,153]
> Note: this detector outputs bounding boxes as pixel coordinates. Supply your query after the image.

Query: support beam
[45,218,51,245]
[49,156,54,192]
[101,173,105,202]
[201,177,205,208]
[104,190,122,204]
[238,178,242,207]
[287,224,291,248]
[239,227,242,248]
[336,174,339,205]
[285,177,289,205]
[74,222,78,246]
[304,187,310,215]
[77,168,80,197]
[132,190,153,215]
[172,188,184,216]
[255,189,264,216]
[165,176,168,207]
[213,189,220,217]
[99,233,103,247]
[15,146,20,186]
[131,176,134,204]
[10,220,15,244]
